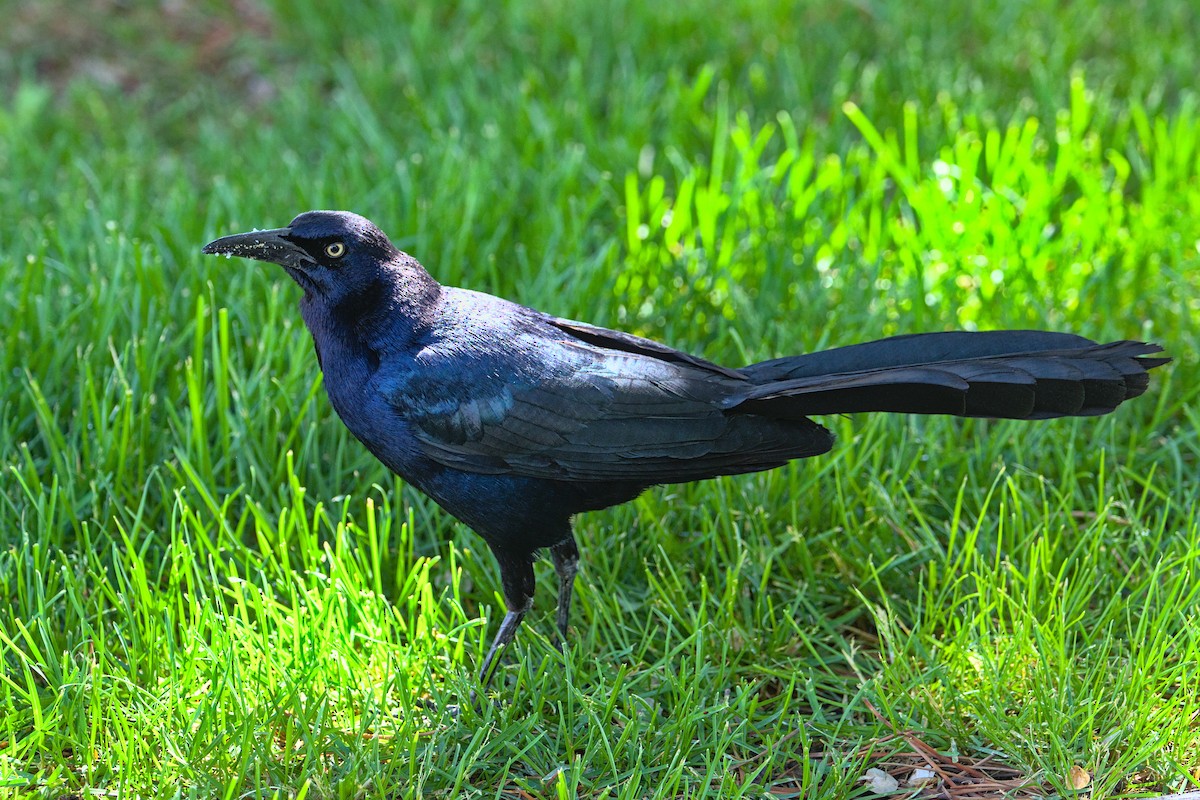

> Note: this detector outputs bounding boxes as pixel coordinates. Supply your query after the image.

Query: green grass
[2,0,1199,796]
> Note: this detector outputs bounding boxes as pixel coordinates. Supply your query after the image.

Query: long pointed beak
[202,226,315,269]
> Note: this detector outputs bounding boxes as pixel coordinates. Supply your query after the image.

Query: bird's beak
[201,226,316,270]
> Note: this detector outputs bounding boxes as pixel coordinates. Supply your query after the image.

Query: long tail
[731,331,1169,420]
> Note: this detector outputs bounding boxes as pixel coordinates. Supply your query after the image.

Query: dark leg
[550,536,580,646]
[478,550,536,690]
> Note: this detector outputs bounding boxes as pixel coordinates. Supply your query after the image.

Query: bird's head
[202,210,406,302]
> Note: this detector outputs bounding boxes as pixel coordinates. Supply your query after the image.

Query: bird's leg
[477,600,531,689]
[478,550,535,691]
[550,536,580,647]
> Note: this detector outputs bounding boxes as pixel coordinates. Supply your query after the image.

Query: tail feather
[741,330,1097,381]
[730,333,1167,421]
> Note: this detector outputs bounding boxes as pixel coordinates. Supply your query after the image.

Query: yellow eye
[324,242,346,259]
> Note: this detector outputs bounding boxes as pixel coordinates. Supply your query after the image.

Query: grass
[2,0,1199,796]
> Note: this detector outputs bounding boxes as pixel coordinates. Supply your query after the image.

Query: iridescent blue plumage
[204,210,1168,691]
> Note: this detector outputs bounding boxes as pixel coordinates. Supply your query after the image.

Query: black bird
[203,210,1168,688]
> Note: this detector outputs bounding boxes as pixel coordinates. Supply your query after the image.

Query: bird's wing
[379,322,831,483]
[545,317,748,380]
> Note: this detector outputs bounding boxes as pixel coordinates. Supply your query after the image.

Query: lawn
[2,0,1199,797]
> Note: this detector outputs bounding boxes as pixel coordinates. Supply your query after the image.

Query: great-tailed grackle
[203,210,1168,688]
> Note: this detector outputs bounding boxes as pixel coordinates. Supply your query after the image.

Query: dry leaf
[1069,765,1091,790]
[860,768,900,794]
[908,767,937,786]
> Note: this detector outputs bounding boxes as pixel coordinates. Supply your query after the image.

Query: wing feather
[383,316,831,483]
